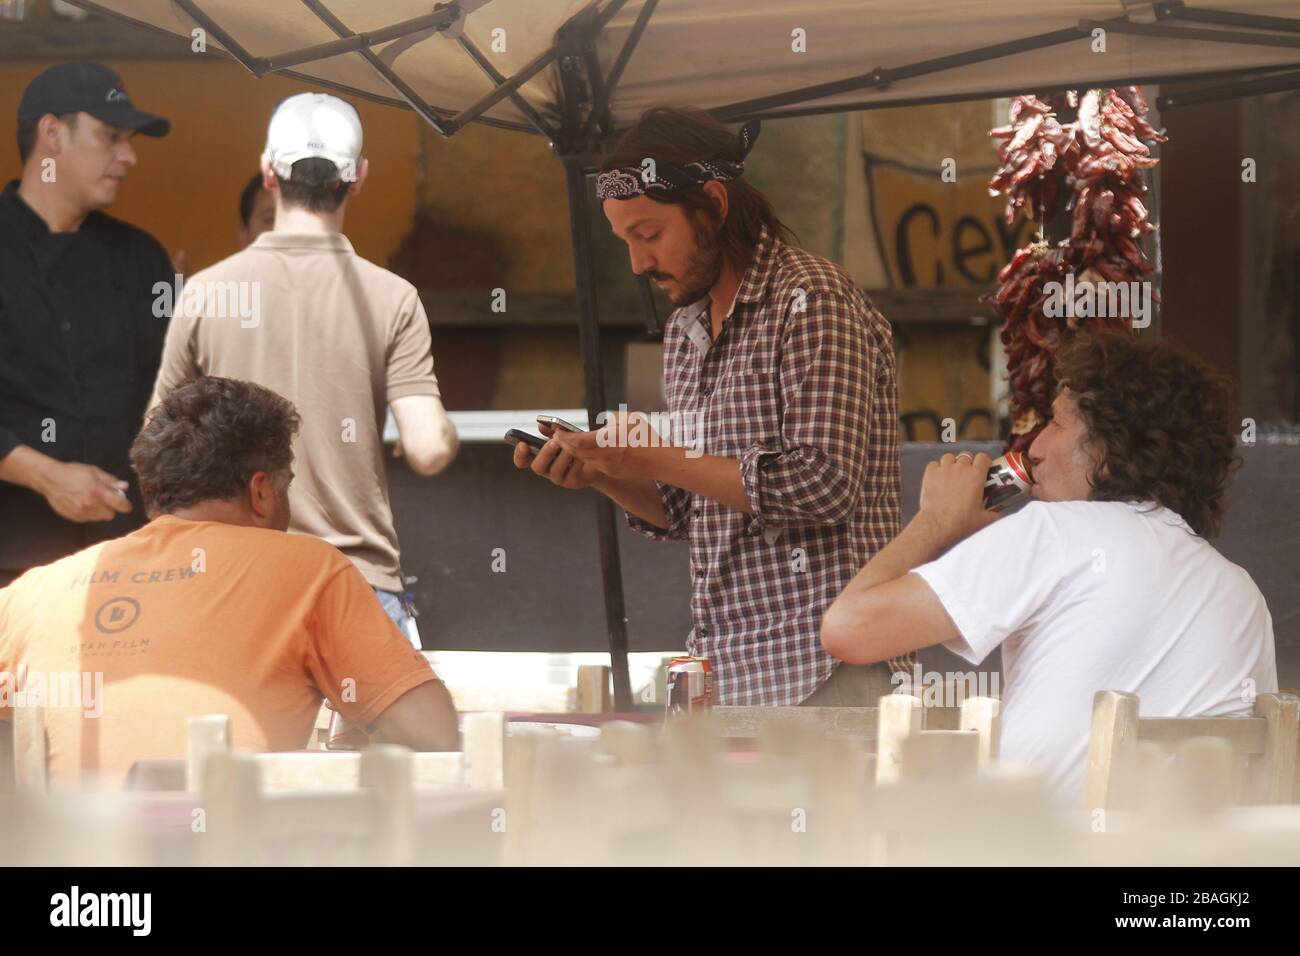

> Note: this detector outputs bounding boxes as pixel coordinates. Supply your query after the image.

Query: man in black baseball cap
[18,61,171,138]
[0,63,175,588]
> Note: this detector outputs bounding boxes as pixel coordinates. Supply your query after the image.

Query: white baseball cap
[263,93,363,182]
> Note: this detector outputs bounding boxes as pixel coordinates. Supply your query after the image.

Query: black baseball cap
[18,62,170,137]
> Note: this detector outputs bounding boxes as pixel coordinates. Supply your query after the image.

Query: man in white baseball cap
[152,92,459,651]
[263,91,364,185]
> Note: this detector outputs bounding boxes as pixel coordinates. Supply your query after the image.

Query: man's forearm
[0,444,54,495]
[593,448,752,527]
[592,474,672,529]
[640,447,752,515]
[841,512,958,600]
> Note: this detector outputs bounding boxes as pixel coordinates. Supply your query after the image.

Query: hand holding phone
[506,423,596,490]
[502,414,583,453]
[504,428,547,452]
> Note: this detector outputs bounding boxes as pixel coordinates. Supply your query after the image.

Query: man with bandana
[513,107,905,707]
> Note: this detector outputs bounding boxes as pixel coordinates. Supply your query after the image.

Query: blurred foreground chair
[187,712,507,793]
[708,692,1000,783]
[7,702,46,793]
[5,706,506,795]
[1083,690,1300,813]
[876,693,1001,784]
[191,714,507,865]
[504,694,1005,866]
[200,744,415,865]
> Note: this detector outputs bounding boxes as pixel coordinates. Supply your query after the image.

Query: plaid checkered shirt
[627,226,909,705]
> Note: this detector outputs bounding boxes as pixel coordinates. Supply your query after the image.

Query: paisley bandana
[596,119,761,201]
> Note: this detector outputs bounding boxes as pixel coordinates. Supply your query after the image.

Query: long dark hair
[600,107,795,274]
[1055,332,1240,538]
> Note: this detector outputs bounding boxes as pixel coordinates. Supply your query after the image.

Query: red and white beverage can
[666,656,714,716]
[983,451,1034,510]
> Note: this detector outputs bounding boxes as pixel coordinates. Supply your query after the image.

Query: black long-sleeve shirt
[0,180,172,573]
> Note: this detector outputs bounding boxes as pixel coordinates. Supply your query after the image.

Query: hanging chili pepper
[984,88,1164,452]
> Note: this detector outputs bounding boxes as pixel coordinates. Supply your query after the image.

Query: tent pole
[561,154,634,712]
[710,63,1287,123]
[1158,2,1300,34]
[711,22,1096,120]
[580,0,659,141]
[455,34,560,139]
[259,9,463,73]
[299,0,455,136]
[1080,19,1300,51]
[171,0,264,76]
[1158,67,1300,109]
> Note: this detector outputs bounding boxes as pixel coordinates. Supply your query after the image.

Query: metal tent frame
[67,0,1300,709]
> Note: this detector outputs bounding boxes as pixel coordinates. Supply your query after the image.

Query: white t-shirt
[912,500,1277,806]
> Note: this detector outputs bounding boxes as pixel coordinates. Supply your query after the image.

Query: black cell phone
[504,428,547,452]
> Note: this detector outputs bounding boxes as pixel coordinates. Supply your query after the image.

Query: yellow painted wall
[855,103,1019,435]
[0,55,1003,422]
[0,60,420,273]
[417,122,574,293]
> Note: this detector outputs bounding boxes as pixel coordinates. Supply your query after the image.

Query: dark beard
[659,218,725,307]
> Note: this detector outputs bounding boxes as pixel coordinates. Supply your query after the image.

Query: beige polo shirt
[153,232,440,592]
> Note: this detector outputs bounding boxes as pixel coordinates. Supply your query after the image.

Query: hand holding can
[983,451,1034,510]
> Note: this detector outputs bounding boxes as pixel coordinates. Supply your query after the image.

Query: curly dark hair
[131,377,300,516]
[1054,332,1239,538]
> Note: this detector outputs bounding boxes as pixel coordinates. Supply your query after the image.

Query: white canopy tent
[64,0,1300,706]
[59,0,1300,130]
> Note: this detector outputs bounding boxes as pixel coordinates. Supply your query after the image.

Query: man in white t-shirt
[821,333,1277,806]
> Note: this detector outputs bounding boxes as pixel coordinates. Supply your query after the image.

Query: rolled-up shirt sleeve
[739,289,875,530]
[626,482,692,541]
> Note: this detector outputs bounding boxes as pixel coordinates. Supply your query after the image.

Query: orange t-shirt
[0,515,439,788]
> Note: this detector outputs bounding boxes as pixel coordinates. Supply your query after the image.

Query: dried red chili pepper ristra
[983,87,1165,453]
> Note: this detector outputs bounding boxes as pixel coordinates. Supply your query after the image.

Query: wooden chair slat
[575,665,612,714]
[1085,690,1300,811]
[462,711,506,790]
[959,696,1002,767]
[13,702,46,794]
[876,695,923,784]
[1255,693,1299,803]
[186,714,230,791]
[1083,690,1139,812]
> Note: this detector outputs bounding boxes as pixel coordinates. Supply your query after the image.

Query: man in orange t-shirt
[0,376,458,788]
